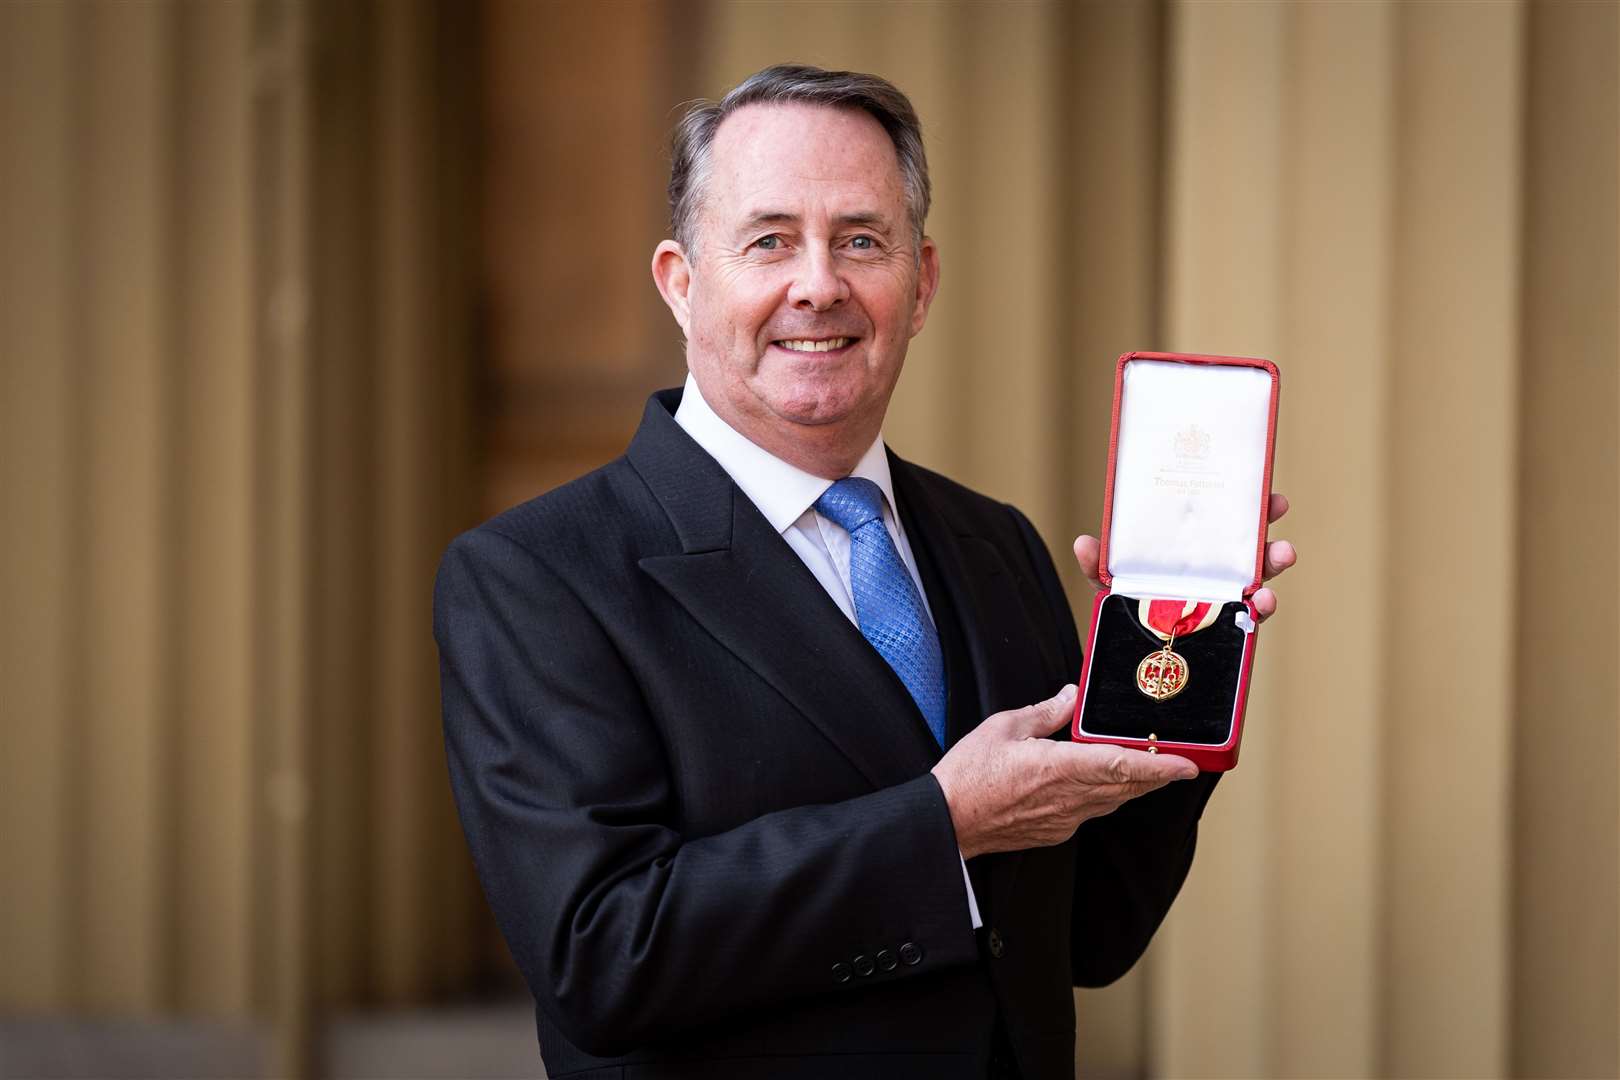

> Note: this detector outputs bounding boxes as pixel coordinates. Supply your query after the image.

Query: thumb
[1003,683,1079,740]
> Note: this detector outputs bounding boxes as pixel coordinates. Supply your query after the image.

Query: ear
[651,239,694,336]
[908,236,940,338]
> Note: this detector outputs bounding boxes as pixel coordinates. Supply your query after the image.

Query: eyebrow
[736,210,893,233]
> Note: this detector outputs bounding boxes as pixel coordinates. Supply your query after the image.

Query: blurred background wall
[1,1,1615,1078]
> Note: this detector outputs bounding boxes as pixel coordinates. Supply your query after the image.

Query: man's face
[654,103,938,456]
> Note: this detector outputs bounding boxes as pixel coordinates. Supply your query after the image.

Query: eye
[752,234,781,251]
[849,235,875,250]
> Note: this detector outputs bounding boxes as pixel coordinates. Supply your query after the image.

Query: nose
[787,245,849,311]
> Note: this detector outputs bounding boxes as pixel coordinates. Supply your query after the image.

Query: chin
[767,399,851,428]
[761,381,868,428]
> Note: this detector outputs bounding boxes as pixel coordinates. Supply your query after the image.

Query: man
[435,65,1294,1079]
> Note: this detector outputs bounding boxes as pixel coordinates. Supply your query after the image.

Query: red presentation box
[1071,351,1281,772]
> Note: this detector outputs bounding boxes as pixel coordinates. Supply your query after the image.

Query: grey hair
[667,63,932,257]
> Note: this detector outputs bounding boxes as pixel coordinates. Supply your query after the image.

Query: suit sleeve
[434,527,981,1057]
[1005,507,1221,988]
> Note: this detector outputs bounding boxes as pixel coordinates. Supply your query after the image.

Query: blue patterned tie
[815,478,947,747]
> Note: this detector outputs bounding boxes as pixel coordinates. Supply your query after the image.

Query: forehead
[705,103,906,220]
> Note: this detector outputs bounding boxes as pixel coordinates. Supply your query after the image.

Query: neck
[731,417,875,480]
[683,369,891,479]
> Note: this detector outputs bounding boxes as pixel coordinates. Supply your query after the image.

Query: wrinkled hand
[1072,492,1297,621]
[932,685,1199,860]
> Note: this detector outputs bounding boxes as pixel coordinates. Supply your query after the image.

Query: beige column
[250,1,316,1071]
[308,0,376,1007]
[172,0,256,1017]
[79,0,179,1012]
[0,0,80,1012]
[364,0,483,1004]
[1382,4,1524,1076]
[372,0,440,1003]
[1512,2,1619,1077]
[1266,4,1395,1076]
[931,2,1064,537]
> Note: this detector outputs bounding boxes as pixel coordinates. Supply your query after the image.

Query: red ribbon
[1145,599,1213,639]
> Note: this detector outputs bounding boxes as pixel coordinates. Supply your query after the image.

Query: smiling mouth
[773,337,857,353]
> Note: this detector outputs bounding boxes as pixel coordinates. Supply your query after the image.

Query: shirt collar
[673,373,897,535]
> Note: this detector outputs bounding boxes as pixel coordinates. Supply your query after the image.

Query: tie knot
[815,476,886,533]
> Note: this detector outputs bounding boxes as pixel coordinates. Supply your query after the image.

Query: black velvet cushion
[1078,594,1250,745]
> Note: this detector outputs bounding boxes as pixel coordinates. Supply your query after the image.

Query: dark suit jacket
[434,389,1218,1079]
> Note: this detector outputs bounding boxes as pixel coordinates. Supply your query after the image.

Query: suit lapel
[889,455,1027,727]
[629,391,940,790]
[890,454,1038,904]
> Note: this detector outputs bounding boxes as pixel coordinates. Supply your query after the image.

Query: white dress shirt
[675,374,983,930]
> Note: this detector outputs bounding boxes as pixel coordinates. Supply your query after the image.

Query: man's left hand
[1072,492,1296,621]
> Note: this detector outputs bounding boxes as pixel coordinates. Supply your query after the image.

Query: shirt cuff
[959,851,983,929]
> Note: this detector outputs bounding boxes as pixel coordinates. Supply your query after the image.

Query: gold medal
[1135,642,1189,701]
[1134,599,1217,701]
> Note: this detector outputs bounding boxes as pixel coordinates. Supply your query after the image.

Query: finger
[1267,492,1290,524]
[1135,752,1200,783]
[1263,539,1295,580]
[1064,743,1199,783]
[1002,683,1079,739]
[1252,587,1276,622]
[1072,535,1102,590]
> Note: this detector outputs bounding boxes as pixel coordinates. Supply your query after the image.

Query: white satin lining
[1107,360,1272,602]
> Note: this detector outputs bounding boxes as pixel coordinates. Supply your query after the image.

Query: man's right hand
[931,684,1200,860]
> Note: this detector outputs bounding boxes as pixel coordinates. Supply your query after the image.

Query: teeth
[777,338,852,353]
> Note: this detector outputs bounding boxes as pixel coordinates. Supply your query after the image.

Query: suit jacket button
[987,929,1005,958]
[832,962,852,984]
[898,941,923,966]
[852,953,875,977]
[876,948,897,972]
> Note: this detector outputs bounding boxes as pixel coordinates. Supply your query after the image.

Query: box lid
[1099,352,1280,601]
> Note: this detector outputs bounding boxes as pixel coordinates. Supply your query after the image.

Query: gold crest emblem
[1135,647,1189,701]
